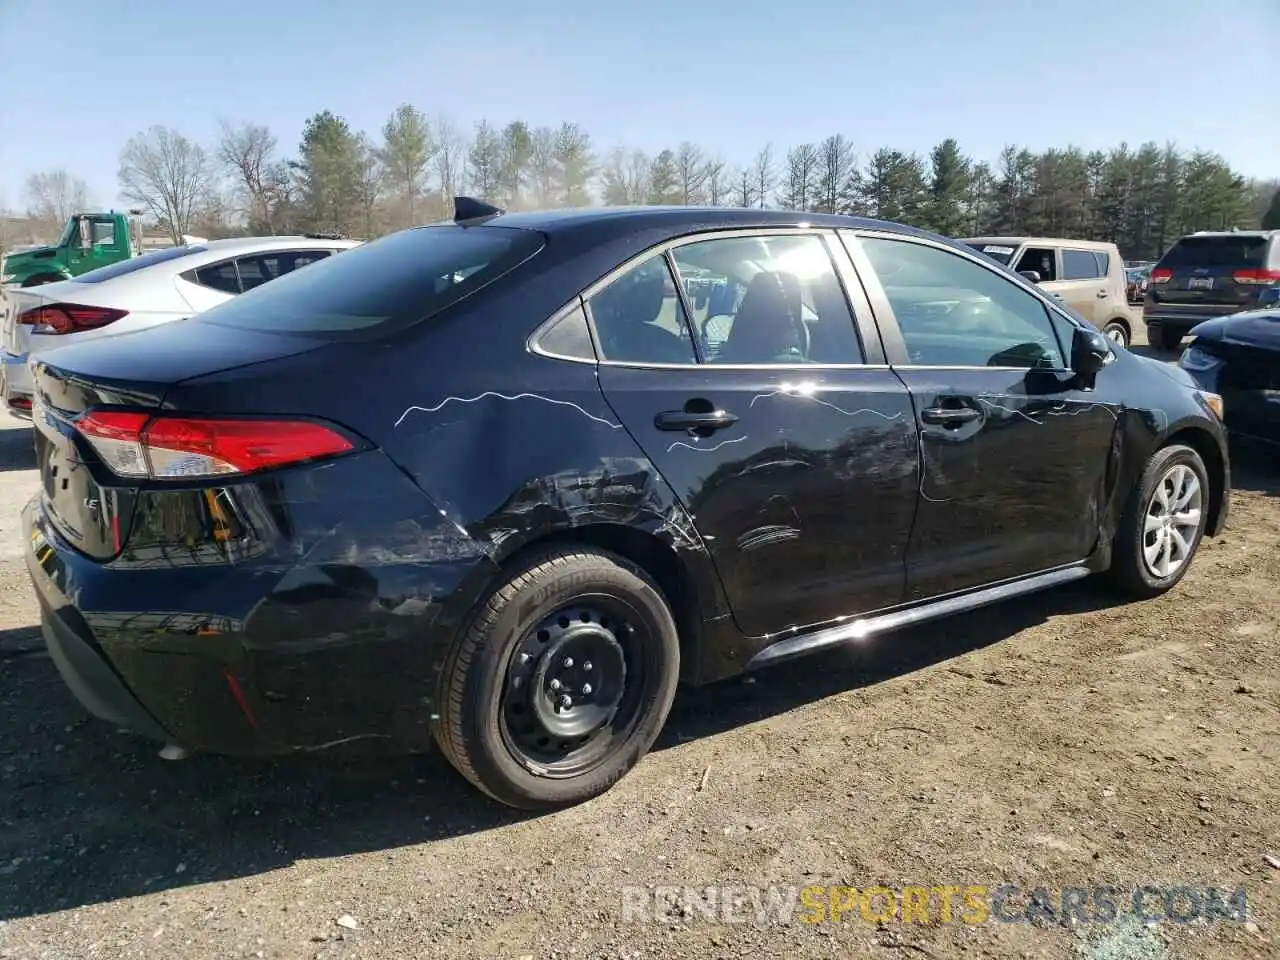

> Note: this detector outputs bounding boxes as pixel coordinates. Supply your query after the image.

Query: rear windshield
[1160,236,1269,269]
[197,225,544,336]
[963,242,1018,265]
[71,245,208,282]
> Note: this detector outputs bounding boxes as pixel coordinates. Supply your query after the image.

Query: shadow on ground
[0,578,1130,921]
[0,419,35,473]
[0,408,1272,922]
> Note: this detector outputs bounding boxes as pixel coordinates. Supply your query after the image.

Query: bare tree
[23,169,91,227]
[780,143,819,211]
[815,134,856,214]
[674,141,707,205]
[704,156,729,205]
[751,144,776,209]
[216,120,279,233]
[433,114,467,217]
[528,126,558,207]
[119,126,214,242]
[735,167,757,208]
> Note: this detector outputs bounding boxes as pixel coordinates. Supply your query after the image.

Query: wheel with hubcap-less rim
[434,547,680,809]
[1109,443,1211,597]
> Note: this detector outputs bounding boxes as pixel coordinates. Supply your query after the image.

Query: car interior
[587,236,865,365]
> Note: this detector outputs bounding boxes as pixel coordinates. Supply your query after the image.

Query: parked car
[24,201,1229,810]
[1126,265,1151,303]
[1,236,360,418]
[1179,305,1280,445]
[960,236,1136,346]
[1143,230,1280,351]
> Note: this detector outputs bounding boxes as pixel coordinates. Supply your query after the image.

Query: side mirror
[1071,325,1111,387]
[1018,269,1041,284]
[76,216,91,250]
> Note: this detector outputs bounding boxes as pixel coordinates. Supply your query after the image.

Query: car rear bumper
[1143,304,1247,332]
[21,454,500,756]
[1,349,31,418]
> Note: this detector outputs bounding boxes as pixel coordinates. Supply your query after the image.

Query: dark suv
[1144,230,1280,350]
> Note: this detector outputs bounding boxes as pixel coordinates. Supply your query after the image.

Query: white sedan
[1,235,360,418]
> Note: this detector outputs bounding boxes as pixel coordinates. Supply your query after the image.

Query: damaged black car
[25,200,1230,809]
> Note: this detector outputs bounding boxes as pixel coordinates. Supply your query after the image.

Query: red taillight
[75,411,355,479]
[1150,267,1173,284]
[1231,268,1280,285]
[17,303,128,335]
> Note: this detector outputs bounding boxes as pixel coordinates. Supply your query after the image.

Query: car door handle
[1097,290,1109,298]
[654,410,738,432]
[921,406,981,426]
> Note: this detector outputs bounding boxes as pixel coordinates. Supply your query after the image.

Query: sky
[1,0,1277,212]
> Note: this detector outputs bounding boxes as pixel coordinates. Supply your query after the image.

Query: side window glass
[860,237,1066,369]
[671,233,863,364]
[194,260,241,294]
[586,255,697,364]
[1062,249,1101,281]
[236,256,269,291]
[1093,251,1111,277]
[535,303,596,361]
[91,220,115,245]
[1013,246,1058,282]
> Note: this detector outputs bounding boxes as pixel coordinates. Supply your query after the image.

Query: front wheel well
[1163,427,1226,534]
[493,525,701,678]
[1104,316,1131,335]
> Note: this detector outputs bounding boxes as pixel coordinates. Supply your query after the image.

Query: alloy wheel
[1142,463,1203,578]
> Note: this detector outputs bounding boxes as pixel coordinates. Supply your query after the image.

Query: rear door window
[194,260,242,294]
[1161,236,1268,269]
[198,227,544,337]
[1062,249,1103,280]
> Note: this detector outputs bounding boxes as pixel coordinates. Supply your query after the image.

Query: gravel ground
[0,335,1277,959]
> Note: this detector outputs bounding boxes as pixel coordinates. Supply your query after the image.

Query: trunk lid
[31,317,331,561]
[1151,234,1274,310]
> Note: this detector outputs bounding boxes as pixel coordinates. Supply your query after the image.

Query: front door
[845,231,1120,601]
[591,231,921,637]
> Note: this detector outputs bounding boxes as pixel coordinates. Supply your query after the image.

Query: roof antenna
[453,196,505,223]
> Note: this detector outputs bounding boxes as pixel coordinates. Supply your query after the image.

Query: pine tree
[925,138,971,236]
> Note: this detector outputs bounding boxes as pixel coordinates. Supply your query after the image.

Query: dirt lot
[0,335,1277,959]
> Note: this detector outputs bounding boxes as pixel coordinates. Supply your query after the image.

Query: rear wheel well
[1164,427,1226,533]
[495,525,701,678]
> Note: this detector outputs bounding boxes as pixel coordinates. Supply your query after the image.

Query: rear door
[843,230,1120,601]
[1151,234,1277,314]
[1049,247,1109,325]
[592,229,921,637]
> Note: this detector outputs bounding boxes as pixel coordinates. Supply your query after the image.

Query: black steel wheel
[434,547,680,809]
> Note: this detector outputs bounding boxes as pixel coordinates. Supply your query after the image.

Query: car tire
[1103,320,1130,347]
[1108,443,1211,598]
[1152,325,1183,351]
[434,546,680,810]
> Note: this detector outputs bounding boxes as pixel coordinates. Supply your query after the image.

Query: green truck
[1,210,146,287]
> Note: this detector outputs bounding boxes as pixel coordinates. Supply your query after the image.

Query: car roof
[181,236,362,256]
[961,236,1119,250]
[1178,230,1276,240]
[446,205,934,244]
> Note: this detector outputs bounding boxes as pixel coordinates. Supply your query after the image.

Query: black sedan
[1180,305,1280,445]
[24,200,1230,809]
